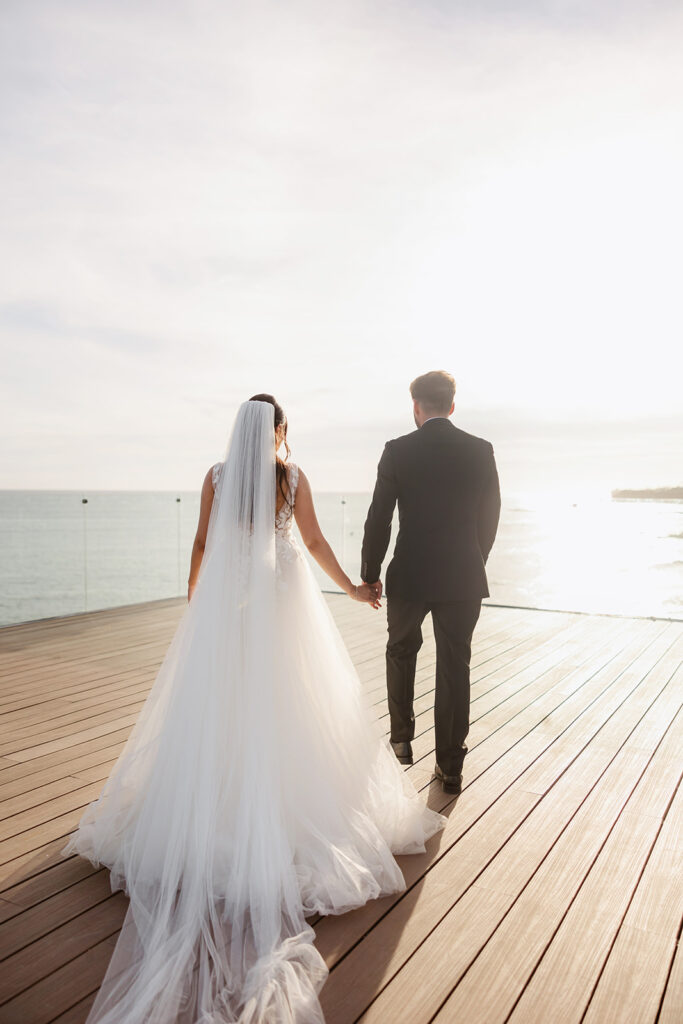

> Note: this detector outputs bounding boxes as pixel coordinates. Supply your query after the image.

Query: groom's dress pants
[386,596,482,777]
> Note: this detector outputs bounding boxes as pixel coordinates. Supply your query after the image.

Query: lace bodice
[275,463,299,535]
[211,460,299,535]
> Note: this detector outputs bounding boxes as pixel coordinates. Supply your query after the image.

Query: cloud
[1,0,682,489]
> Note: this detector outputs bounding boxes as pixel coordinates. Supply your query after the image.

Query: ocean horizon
[0,488,681,628]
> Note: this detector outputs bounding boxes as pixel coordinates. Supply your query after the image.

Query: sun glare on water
[488,491,682,620]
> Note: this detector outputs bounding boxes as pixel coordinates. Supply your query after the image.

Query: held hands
[350,581,383,609]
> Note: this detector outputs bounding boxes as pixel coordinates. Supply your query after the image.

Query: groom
[361,371,501,794]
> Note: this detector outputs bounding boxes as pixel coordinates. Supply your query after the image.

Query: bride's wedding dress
[62,400,446,1023]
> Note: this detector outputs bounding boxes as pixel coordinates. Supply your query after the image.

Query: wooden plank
[0,659,166,710]
[1,714,141,765]
[392,612,592,728]
[0,593,182,634]
[0,626,178,687]
[317,618,671,1019]
[0,802,102,870]
[0,666,161,718]
[0,870,115,960]
[584,928,675,1024]
[0,622,602,921]
[0,626,183,689]
[0,700,150,758]
[405,606,626,770]
[0,855,100,917]
[0,895,127,1005]
[424,641,682,1023]
[582,769,683,1023]
[363,617,538,702]
[0,780,103,843]
[0,606,540,790]
[47,991,97,1024]
[0,617,180,670]
[505,708,682,1022]
[658,925,683,1024]
[0,835,83,891]
[325,626,679,1019]
[0,931,121,1024]
[444,631,632,788]
[0,598,679,1024]
[0,732,133,788]
[0,776,101,825]
[362,626,532,698]
[0,615,571,878]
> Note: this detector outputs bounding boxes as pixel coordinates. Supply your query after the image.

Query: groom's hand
[353,583,382,609]
[368,580,383,600]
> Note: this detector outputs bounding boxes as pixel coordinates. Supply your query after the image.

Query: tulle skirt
[61,534,447,1023]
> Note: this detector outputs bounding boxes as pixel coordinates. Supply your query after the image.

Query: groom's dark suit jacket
[361,417,501,602]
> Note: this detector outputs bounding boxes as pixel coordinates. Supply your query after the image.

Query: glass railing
[0,490,378,627]
[0,489,680,626]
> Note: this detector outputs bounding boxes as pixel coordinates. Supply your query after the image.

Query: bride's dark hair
[249,393,292,510]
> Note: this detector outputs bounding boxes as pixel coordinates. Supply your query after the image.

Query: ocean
[0,490,680,627]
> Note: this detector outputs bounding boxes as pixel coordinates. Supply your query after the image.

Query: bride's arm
[294,469,381,608]
[187,467,215,601]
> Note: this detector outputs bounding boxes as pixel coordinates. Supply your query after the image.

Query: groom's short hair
[410,371,456,414]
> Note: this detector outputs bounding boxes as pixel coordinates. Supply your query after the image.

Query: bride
[62,394,447,1024]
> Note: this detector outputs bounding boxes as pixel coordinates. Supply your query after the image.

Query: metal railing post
[81,497,88,611]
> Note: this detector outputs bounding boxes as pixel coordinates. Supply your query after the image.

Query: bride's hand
[351,582,382,609]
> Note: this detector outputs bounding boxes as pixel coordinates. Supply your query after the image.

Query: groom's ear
[449,401,455,416]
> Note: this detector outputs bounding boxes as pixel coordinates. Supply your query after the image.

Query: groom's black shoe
[434,762,463,794]
[391,741,413,765]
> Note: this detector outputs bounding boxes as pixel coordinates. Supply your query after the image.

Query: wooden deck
[0,596,681,1024]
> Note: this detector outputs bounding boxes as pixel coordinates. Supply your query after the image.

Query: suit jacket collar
[419,416,455,433]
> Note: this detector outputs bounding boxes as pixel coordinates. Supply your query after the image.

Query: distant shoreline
[612,486,683,501]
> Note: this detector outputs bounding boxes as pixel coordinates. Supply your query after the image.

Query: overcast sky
[1,0,681,498]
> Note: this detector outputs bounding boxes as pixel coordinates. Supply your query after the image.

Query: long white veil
[62,400,328,1023]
